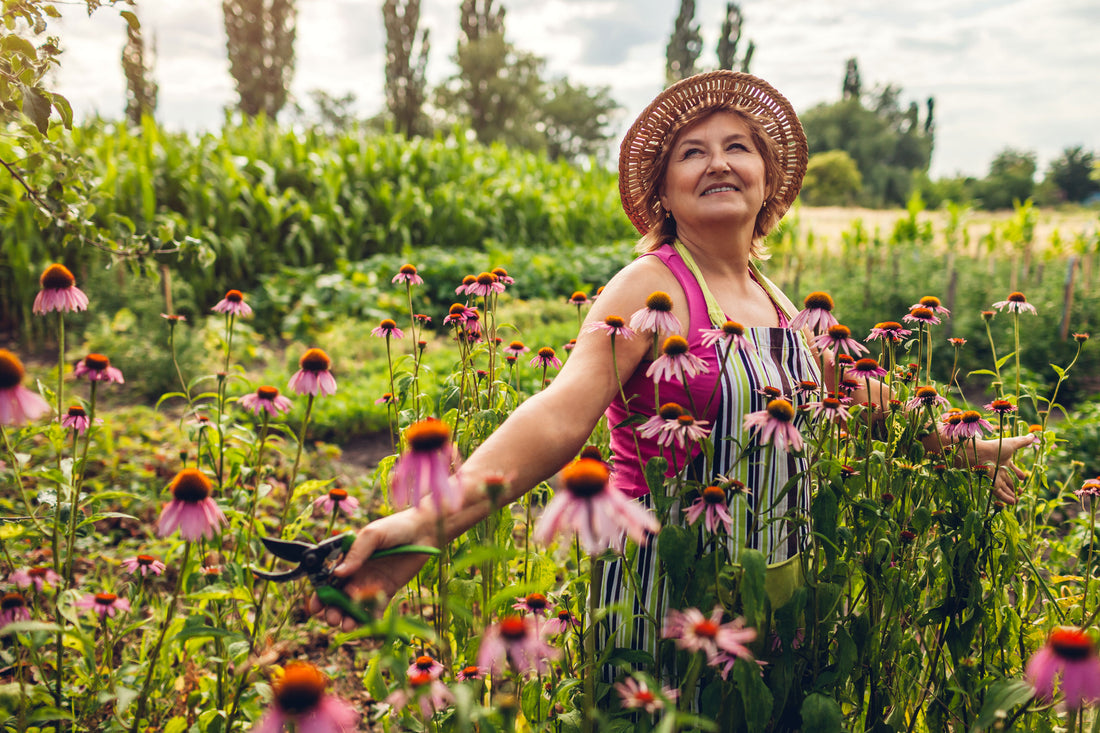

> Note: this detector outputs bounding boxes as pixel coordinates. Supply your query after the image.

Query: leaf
[657,525,694,590]
[800,693,844,731]
[19,84,50,134]
[732,656,773,731]
[738,549,767,627]
[120,10,140,30]
[973,679,1034,730]
[0,620,61,638]
[175,625,245,643]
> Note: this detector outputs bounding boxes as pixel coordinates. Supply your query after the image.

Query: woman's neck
[674,224,755,282]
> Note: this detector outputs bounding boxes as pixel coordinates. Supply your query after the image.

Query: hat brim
[619,71,808,236]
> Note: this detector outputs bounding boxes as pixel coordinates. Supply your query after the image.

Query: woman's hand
[968,434,1038,505]
[307,508,436,631]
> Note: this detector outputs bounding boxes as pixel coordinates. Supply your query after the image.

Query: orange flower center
[405,419,450,452]
[94,593,118,605]
[491,267,508,278]
[827,324,851,339]
[658,402,685,420]
[919,296,941,308]
[1,592,26,610]
[661,335,689,356]
[84,353,110,371]
[379,319,397,330]
[961,410,982,424]
[525,593,548,611]
[274,663,327,715]
[803,292,834,311]
[299,348,331,373]
[40,263,76,289]
[257,386,280,400]
[822,397,841,410]
[561,458,609,499]
[604,315,625,328]
[1050,627,1095,661]
[1008,292,1027,303]
[570,291,588,303]
[645,291,673,311]
[508,341,525,350]
[853,358,880,372]
[415,655,436,670]
[693,620,719,638]
[499,616,528,640]
[66,405,87,417]
[635,689,656,703]
[461,665,481,677]
[675,414,696,427]
[910,307,934,320]
[28,567,48,578]
[328,488,348,502]
[874,322,902,331]
[721,320,744,336]
[702,486,726,504]
[136,555,156,566]
[225,290,244,303]
[0,350,26,389]
[462,275,476,285]
[761,386,781,399]
[537,347,556,359]
[477,272,496,285]
[916,387,939,401]
[449,303,467,316]
[400,264,418,275]
[766,399,795,421]
[170,468,213,502]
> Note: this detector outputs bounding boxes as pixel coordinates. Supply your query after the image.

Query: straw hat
[619,70,808,236]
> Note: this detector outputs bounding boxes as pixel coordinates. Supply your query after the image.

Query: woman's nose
[707,153,732,174]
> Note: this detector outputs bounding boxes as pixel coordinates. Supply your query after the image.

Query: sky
[52,0,1100,179]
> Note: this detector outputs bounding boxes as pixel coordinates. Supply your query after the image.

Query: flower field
[2,200,1100,733]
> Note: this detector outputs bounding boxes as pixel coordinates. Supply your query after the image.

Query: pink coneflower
[532,458,660,555]
[685,485,734,534]
[73,353,124,384]
[0,592,31,628]
[61,405,97,434]
[10,566,60,591]
[0,350,50,426]
[743,399,804,453]
[814,324,870,357]
[953,410,993,440]
[849,358,888,380]
[121,554,166,577]
[568,291,590,306]
[629,291,682,335]
[661,413,711,449]
[805,396,852,423]
[477,615,560,676]
[503,340,529,357]
[371,319,405,339]
[1076,478,1100,500]
[788,292,838,334]
[545,608,581,635]
[584,315,636,340]
[469,272,505,298]
[414,313,432,327]
[699,320,756,354]
[530,347,562,370]
[33,263,89,315]
[491,267,515,285]
[385,672,454,718]
[646,335,709,383]
[443,303,474,327]
[1026,627,1100,711]
[563,338,577,352]
[407,654,445,681]
[906,386,949,411]
[794,380,819,399]
[375,392,395,406]
[512,592,551,617]
[392,264,424,286]
[455,275,477,295]
[212,289,252,317]
[993,292,1038,315]
[240,385,293,417]
[288,348,337,397]
[157,468,228,540]
[1074,333,1090,343]
[462,311,482,336]
[391,419,463,514]
[866,322,912,343]
[638,402,686,442]
[314,488,359,515]
[903,306,941,326]
[985,399,1017,416]
[662,606,757,659]
[614,677,678,714]
[456,664,488,681]
[76,592,130,620]
[161,313,187,324]
[912,295,950,316]
[254,662,359,733]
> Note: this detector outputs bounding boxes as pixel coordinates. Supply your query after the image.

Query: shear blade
[252,566,304,583]
[260,536,314,563]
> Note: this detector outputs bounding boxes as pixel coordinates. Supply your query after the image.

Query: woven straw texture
[619,71,808,235]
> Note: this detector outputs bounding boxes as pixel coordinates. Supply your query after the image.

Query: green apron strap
[672,240,727,328]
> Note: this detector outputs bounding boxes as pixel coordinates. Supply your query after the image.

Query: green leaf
[19,84,51,134]
[657,525,694,590]
[738,549,767,627]
[799,693,844,731]
[175,625,245,643]
[0,620,61,638]
[732,656,773,731]
[2,34,37,61]
[49,91,73,129]
[120,10,140,30]
[973,679,1034,730]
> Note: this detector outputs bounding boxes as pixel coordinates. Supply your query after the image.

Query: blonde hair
[634,105,785,258]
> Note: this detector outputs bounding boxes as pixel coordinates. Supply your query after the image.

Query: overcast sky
[54,0,1100,179]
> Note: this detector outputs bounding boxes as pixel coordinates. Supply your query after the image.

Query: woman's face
[658,111,767,236]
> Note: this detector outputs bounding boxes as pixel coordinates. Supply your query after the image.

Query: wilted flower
[10,566,60,592]
[314,488,359,515]
[288,348,337,397]
[212,289,252,317]
[157,468,228,540]
[73,353,124,384]
[477,615,560,676]
[743,399,804,452]
[1026,627,1100,711]
[0,349,51,426]
[491,267,514,285]
[391,419,462,514]
[545,608,581,635]
[685,485,734,534]
[646,335,710,383]
[532,458,660,555]
[0,592,31,628]
[614,676,678,714]
[121,554,166,577]
[61,405,96,434]
[253,662,358,732]
[1075,478,1100,500]
[630,291,681,335]
[76,592,130,620]
[993,292,1038,315]
[584,315,635,340]
[788,292,838,334]
[33,263,89,315]
[392,264,424,286]
[371,319,404,339]
[240,386,293,417]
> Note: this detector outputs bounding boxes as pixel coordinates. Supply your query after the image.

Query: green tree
[383,0,430,137]
[121,14,157,126]
[978,148,1036,210]
[223,0,297,119]
[1044,145,1098,203]
[842,57,861,100]
[666,0,702,83]
[716,2,753,73]
[801,150,862,206]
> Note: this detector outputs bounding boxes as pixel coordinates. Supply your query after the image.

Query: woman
[310,71,1033,635]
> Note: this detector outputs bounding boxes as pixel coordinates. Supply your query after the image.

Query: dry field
[794,205,1098,250]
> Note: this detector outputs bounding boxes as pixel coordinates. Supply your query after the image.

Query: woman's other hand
[970,433,1039,505]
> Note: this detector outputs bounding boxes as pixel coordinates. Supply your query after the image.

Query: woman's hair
[634,104,785,259]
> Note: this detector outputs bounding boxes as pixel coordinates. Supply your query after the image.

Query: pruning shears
[252,532,439,624]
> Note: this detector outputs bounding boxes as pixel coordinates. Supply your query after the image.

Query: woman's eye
[681,148,703,158]
[728,142,748,152]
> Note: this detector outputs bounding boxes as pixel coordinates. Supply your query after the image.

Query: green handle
[332,532,438,560]
[315,585,373,625]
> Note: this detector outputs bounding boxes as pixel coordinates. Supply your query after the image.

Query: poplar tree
[383,0,430,137]
[716,2,753,73]
[121,18,157,126]
[666,0,702,83]
[223,0,297,119]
